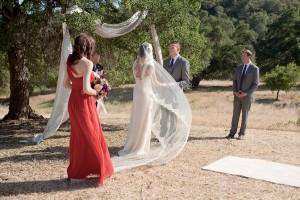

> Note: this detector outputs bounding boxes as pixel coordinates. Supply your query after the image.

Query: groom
[226,49,259,140]
[163,41,190,90]
[160,42,190,137]
[91,52,104,78]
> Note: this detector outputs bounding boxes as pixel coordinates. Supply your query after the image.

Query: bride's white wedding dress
[112,43,192,172]
[118,59,155,156]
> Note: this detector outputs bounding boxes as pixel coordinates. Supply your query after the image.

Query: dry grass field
[0,80,299,200]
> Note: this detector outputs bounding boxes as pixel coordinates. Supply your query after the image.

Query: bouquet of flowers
[91,76,111,99]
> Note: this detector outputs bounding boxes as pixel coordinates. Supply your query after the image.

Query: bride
[113,42,191,171]
[118,43,158,156]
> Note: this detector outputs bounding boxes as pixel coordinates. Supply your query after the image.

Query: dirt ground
[0,81,299,200]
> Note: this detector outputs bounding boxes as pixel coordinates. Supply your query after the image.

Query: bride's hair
[68,33,96,65]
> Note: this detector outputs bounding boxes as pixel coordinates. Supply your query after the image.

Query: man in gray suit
[163,42,190,90]
[226,49,259,140]
[160,42,190,137]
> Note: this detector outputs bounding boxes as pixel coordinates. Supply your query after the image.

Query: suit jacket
[233,63,260,98]
[163,55,190,90]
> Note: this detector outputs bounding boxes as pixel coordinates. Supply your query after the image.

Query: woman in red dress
[64,33,113,186]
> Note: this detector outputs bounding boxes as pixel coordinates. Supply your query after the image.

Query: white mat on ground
[202,156,300,187]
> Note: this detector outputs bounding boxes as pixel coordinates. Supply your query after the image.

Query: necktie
[239,65,247,91]
[170,58,174,68]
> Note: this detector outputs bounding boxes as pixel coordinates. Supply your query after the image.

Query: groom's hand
[238,91,247,98]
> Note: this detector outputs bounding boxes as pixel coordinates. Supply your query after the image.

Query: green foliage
[104,0,211,78]
[106,52,135,86]
[264,63,299,99]
[256,8,300,73]
[66,12,99,37]
[198,0,299,79]
[64,0,212,83]
[0,0,299,91]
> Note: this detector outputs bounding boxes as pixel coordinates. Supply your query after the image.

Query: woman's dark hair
[68,33,96,65]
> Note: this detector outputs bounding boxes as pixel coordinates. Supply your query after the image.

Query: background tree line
[0,0,299,119]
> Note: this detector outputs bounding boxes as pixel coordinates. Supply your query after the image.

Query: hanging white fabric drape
[33,23,72,143]
[66,5,83,14]
[95,11,148,38]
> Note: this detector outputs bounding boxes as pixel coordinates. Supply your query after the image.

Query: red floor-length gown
[66,58,113,185]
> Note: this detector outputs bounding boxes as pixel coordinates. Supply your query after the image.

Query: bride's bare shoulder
[79,57,93,68]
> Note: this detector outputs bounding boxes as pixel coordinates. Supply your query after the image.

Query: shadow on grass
[0,117,126,151]
[0,146,68,163]
[0,178,99,196]
[0,118,48,150]
[255,98,300,108]
[255,98,277,104]
[0,144,127,164]
[190,85,232,93]
[189,83,270,93]
[188,136,226,141]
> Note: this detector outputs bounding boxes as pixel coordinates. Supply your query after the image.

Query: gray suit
[163,55,190,90]
[230,63,259,136]
[159,55,190,137]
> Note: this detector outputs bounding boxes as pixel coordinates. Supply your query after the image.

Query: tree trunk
[191,70,209,88]
[150,24,163,65]
[191,58,220,88]
[2,39,41,121]
[1,3,43,121]
[191,73,204,88]
[276,90,280,101]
